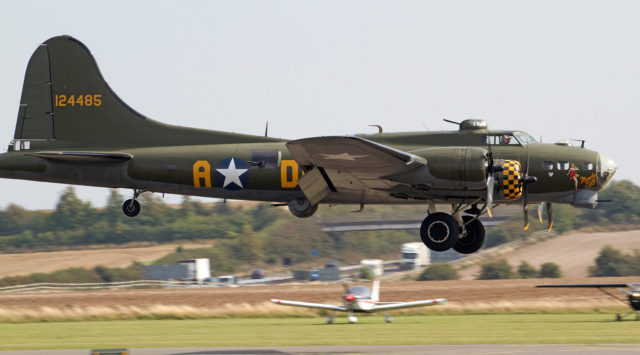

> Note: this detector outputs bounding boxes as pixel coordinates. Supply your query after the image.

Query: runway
[2,345,640,355]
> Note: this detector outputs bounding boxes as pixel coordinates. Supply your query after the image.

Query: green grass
[1,314,639,350]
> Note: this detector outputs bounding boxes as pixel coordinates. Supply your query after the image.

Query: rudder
[13,36,282,150]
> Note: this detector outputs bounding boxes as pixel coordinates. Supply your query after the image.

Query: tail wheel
[420,212,459,252]
[122,199,141,217]
[453,216,485,254]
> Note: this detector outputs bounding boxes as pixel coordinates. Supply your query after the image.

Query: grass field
[1,314,638,350]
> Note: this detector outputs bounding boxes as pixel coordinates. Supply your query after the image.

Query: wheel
[384,315,393,323]
[326,316,334,324]
[453,216,486,254]
[420,212,459,252]
[122,199,141,217]
[288,198,318,218]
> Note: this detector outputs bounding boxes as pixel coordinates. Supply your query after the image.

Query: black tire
[122,199,141,217]
[420,212,459,252]
[453,216,486,254]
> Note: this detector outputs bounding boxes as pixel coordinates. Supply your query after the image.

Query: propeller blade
[537,203,544,223]
[523,203,530,231]
[486,174,494,218]
[546,202,553,232]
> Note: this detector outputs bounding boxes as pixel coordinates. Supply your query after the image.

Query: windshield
[402,252,417,259]
[515,133,536,144]
[347,286,371,298]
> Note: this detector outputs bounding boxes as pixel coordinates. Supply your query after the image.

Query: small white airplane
[270,281,447,323]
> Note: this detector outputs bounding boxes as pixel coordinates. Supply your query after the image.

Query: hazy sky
[0,1,638,210]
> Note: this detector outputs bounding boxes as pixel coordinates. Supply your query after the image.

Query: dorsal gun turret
[459,119,488,132]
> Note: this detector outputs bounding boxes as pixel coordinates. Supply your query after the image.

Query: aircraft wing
[286,136,426,204]
[270,298,347,312]
[370,298,447,312]
[536,283,632,288]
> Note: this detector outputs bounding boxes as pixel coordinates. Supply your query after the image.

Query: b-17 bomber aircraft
[537,282,640,321]
[2,36,618,254]
[271,281,446,323]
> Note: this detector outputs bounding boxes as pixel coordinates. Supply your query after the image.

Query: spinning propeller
[521,151,538,230]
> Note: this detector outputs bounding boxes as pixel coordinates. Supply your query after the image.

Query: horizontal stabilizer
[27,151,132,163]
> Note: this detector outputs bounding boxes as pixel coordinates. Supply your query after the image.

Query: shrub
[517,261,537,279]
[539,262,562,278]
[359,267,374,280]
[478,259,514,280]
[417,263,459,281]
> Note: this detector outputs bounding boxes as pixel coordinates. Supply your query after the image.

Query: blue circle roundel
[214,157,250,191]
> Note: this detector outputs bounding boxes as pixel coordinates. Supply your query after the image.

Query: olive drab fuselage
[0,36,618,255]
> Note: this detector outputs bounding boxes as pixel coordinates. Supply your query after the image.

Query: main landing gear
[419,205,486,254]
[122,189,145,217]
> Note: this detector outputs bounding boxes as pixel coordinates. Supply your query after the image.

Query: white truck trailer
[400,242,430,270]
[360,259,384,277]
[178,258,211,283]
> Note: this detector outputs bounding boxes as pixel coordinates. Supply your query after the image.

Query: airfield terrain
[459,229,640,279]
[0,229,639,321]
[1,229,639,280]
[0,242,212,278]
[0,277,635,322]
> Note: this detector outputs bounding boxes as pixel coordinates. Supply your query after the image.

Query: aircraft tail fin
[13,36,282,150]
[371,280,380,302]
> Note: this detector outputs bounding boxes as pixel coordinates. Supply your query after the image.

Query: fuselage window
[583,162,593,170]
[557,161,570,171]
[541,161,554,171]
[483,134,519,145]
[249,150,280,169]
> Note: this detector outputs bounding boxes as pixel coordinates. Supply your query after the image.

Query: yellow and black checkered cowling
[502,160,522,200]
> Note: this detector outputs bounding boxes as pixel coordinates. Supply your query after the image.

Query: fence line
[0,279,210,293]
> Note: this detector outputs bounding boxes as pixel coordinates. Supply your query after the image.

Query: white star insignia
[319,153,368,161]
[217,158,248,188]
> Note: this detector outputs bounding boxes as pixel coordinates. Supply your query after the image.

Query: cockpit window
[483,134,519,145]
[583,162,593,170]
[515,134,536,144]
[347,286,371,298]
[541,161,554,171]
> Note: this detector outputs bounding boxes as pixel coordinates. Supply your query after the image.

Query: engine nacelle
[406,147,488,190]
[288,198,318,218]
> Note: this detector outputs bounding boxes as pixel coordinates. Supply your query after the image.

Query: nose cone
[597,153,617,190]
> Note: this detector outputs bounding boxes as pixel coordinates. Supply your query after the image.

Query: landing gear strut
[122,189,143,217]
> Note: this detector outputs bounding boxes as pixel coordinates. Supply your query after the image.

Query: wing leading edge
[270,298,347,312]
[370,298,447,312]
